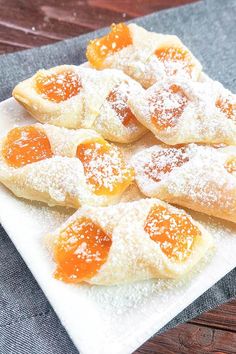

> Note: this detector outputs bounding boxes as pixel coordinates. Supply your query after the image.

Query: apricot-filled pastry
[132,144,236,223]
[12,65,146,143]
[46,199,213,285]
[0,124,133,207]
[86,23,202,88]
[129,76,236,145]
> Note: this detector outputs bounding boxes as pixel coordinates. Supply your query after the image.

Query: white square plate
[1,97,236,354]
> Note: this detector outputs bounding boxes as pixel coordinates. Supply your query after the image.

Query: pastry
[46,199,213,285]
[0,124,134,207]
[129,76,236,145]
[132,143,236,223]
[12,65,146,143]
[86,23,202,88]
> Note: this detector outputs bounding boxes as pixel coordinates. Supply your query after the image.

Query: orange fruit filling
[144,147,189,182]
[225,157,236,174]
[155,46,192,77]
[35,69,81,103]
[86,23,132,68]
[150,84,188,130]
[144,205,200,262]
[2,126,53,168]
[107,84,138,127]
[54,217,112,283]
[216,97,236,120]
[76,138,134,195]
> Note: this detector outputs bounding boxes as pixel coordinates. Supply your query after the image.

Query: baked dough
[132,144,236,223]
[12,65,146,143]
[46,198,213,285]
[86,23,202,88]
[0,124,134,208]
[129,76,236,145]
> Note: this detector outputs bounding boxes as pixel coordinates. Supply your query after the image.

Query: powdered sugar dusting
[100,24,202,88]
[107,81,138,128]
[18,198,73,234]
[143,146,189,182]
[84,250,213,315]
[132,144,236,222]
[155,46,193,79]
[35,69,81,103]
[129,75,236,145]
[216,95,236,121]
[54,217,112,283]
[77,140,132,194]
[0,125,134,208]
[80,212,235,318]
[2,80,236,354]
[144,204,199,262]
[148,84,188,130]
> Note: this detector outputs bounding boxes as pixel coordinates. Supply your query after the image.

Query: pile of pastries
[1,23,236,286]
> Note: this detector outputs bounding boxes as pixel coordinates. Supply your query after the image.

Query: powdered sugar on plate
[1,97,236,354]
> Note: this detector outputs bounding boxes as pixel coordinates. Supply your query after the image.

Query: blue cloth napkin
[0,0,235,352]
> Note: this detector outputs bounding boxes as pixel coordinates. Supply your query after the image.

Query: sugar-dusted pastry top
[46,199,213,285]
[129,75,236,146]
[4,22,231,289]
[0,124,134,207]
[132,144,236,223]
[86,23,202,88]
[12,65,147,143]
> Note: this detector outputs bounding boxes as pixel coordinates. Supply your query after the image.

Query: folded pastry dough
[129,76,236,145]
[0,124,134,207]
[132,144,236,223]
[46,199,213,285]
[12,65,146,143]
[86,23,202,88]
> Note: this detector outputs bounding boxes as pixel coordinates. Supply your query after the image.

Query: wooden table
[1,0,236,352]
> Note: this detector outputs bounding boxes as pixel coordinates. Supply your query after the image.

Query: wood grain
[135,300,236,353]
[1,1,235,353]
[191,300,236,332]
[136,321,236,354]
[0,0,197,54]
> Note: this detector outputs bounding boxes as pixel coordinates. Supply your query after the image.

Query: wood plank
[88,0,198,17]
[0,4,90,40]
[135,322,236,354]
[0,24,56,50]
[0,0,198,53]
[40,3,132,29]
[137,299,236,353]
[0,43,28,55]
[191,299,236,332]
